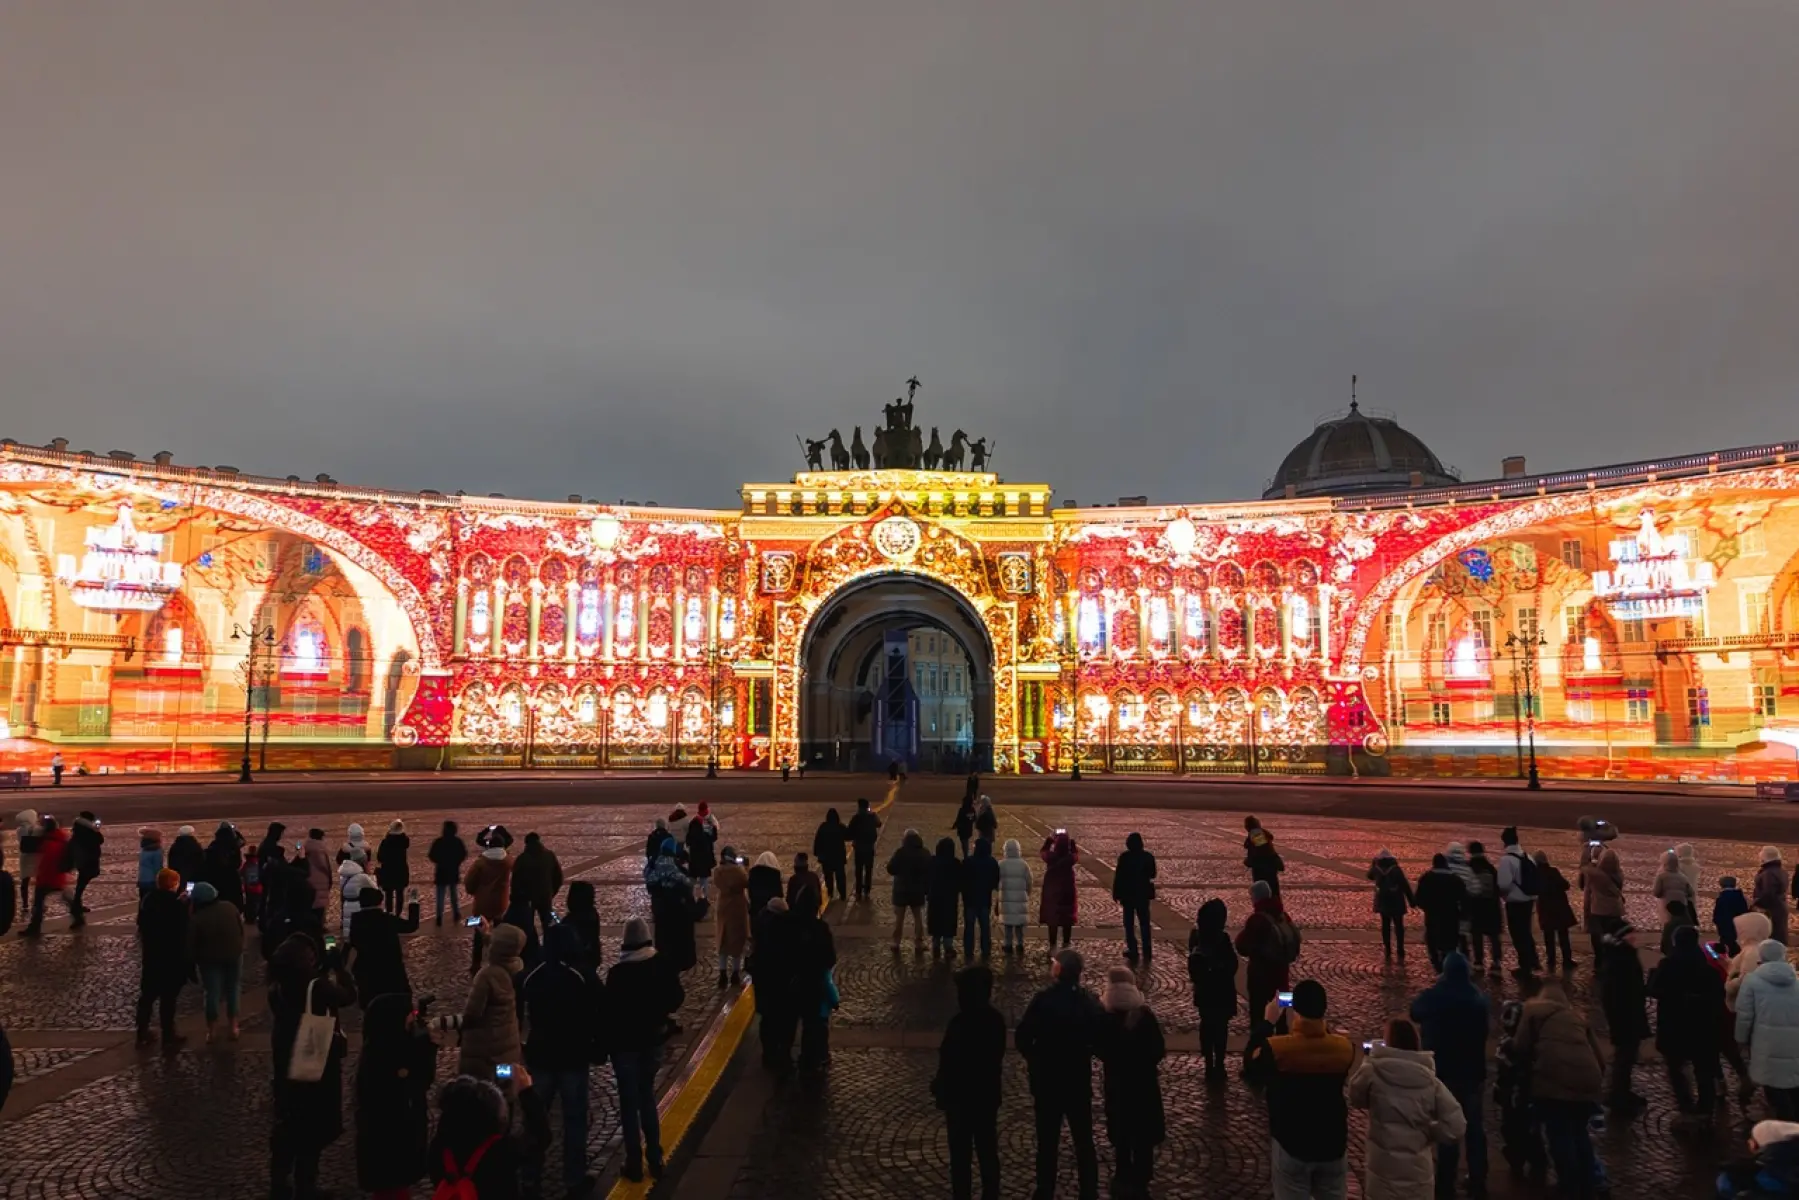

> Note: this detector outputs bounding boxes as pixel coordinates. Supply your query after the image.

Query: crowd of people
[12,797,1799,1199]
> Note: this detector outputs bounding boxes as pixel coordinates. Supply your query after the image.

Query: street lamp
[1062,647,1082,781]
[231,621,277,783]
[1504,628,1549,789]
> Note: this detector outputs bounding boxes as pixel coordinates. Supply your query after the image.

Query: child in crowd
[1715,876,1749,957]
[136,828,164,900]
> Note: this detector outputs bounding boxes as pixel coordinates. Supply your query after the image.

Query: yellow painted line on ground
[605,983,757,1200]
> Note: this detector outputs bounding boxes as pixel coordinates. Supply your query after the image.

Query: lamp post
[1062,647,1082,780]
[1506,637,1526,781]
[705,647,721,779]
[231,621,277,783]
[1505,628,1548,789]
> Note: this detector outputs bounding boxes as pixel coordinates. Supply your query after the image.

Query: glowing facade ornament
[1148,596,1171,644]
[683,596,704,649]
[871,516,922,562]
[577,586,601,638]
[589,513,622,552]
[470,591,491,637]
[163,625,183,664]
[646,690,668,727]
[291,627,325,674]
[1184,594,1207,642]
[719,597,737,643]
[1450,635,1481,679]
[1592,507,1716,619]
[1078,596,1104,651]
[54,503,183,611]
[1583,635,1603,673]
[577,693,596,723]
[502,692,523,728]
[616,591,636,643]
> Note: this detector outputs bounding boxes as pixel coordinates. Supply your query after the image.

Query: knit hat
[155,868,181,891]
[1721,875,1740,889]
[389,820,404,834]
[622,917,653,951]
[1764,846,1784,865]
[1249,880,1272,902]
[177,825,195,837]
[1752,1121,1799,1150]
[347,823,364,840]
[1291,979,1328,1019]
[1763,939,1789,965]
[698,802,710,817]
[190,882,218,905]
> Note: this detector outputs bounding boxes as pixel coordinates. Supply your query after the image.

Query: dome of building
[1263,400,1460,500]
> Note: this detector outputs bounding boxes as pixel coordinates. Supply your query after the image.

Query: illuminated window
[1744,588,1772,635]
[470,591,491,638]
[1184,594,1207,643]
[1386,611,1406,652]
[1148,596,1171,646]
[718,697,734,728]
[683,596,705,649]
[719,598,737,643]
[1470,608,1493,649]
[1566,691,1594,723]
[1426,611,1447,647]
[646,691,668,727]
[162,625,183,664]
[1431,701,1452,727]
[1560,539,1584,570]
[1077,596,1105,652]
[1563,605,1586,642]
[1687,686,1711,728]
[1290,595,1312,646]
[502,692,523,728]
[1582,636,1603,674]
[577,586,602,639]
[1625,689,1653,723]
[301,544,327,576]
[1620,618,1645,642]
[1450,636,1481,679]
[1755,679,1778,719]
[1739,523,1766,556]
[291,626,324,673]
[1516,607,1538,642]
[577,693,596,723]
[616,592,636,644]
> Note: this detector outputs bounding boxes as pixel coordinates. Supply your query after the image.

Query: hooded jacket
[1349,1045,1468,1200]
[747,853,783,916]
[68,815,104,876]
[887,832,931,908]
[1015,977,1104,1101]
[137,833,165,888]
[1186,899,1240,1017]
[1409,953,1490,1085]
[997,839,1032,926]
[1730,911,1778,1007]
[302,836,333,911]
[1648,930,1724,1056]
[462,849,513,922]
[354,991,437,1191]
[926,839,963,936]
[522,924,603,1072]
[169,827,207,887]
[1511,984,1605,1103]
[1038,834,1079,926]
[186,890,245,965]
[458,923,526,1077]
[337,824,369,867]
[962,838,1001,906]
[349,894,420,1002]
[1757,857,1793,946]
[845,803,882,855]
[1580,849,1625,921]
[508,837,563,907]
[1652,851,1697,915]
[1368,855,1414,917]
[811,812,849,867]
[1098,973,1167,1146]
[1739,941,1799,1089]
[1717,885,1753,949]
[338,860,377,934]
[202,824,245,909]
[932,967,1008,1118]
[428,824,467,886]
[1534,861,1576,932]
[374,828,411,889]
[1249,1014,1356,1163]
[712,859,751,958]
[13,810,42,873]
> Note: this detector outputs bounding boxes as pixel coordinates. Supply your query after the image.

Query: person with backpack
[1243,816,1285,900]
[1367,850,1415,963]
[426,1073,549,1200]
[375,821,411,914]
[1235,880,1301,1064]
[609,917,685,1182]
[428,820,468,926]
[1463,841,1503,973]
[1113,832,1157,964]
[1496,827,1542,978]
[1187,898,1239,1081]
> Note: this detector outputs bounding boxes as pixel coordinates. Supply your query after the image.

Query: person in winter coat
[1015,949,1105,1200]
[927,837,964,960]
[135,868,190,1048]
[713,846,751,985]
[426,819,467,926]
[337,823,370,869]
[1350,1019,1467,1200]
[1655,848,1698,928]
[20,816,76,934]
[254,821,289,919]
[933,965,1006,1200]
[952,797,977,859]
[1718,876,1752,956]
[961,837,1001,960]
[458,922,527,1079]
[1099,965,1166,1197]
[520,922,604,1199]
[685,807,719,899]
[136,827,165,899]
[1511,978,1606,1195]
[790,883,839,1072]
[1718,1120,1799,1199]
[997,838,1032,954]
[186,881,245,1040]
[13,809,42,912]
[609,917,685,1180]
[747,851,783,917]
[1649,923,1725,1117]
[353,991,439,1200]
[1113,832,1158,963]
[1730,911,1779,1008]
[374,820,411,913]
[1245,979,1356,1200]
[338,858,377,936]
[846,797,882,899]
[1413,854,1466,971]
[645,837,699,973]
[349,884,421,1004]
[644,818,671,863]
[1243,816,1285,899]
[301,829,333,918]
[1600,924,1651,1112]
[888,829,931,954]
[1674,841,1702,901]
[563,879,603,971]
[1579,845,1626,960]
[1662,897,1699,957]
[1737,938,1799,1118]
[1368,850,1415,962]
[168,823,206,888]
[1187,898,1239,1079]
[1409,952,1489,1196]
[975,797,998,847]
[786,852,820,910]
[1756,847,1792,948]
[463,836,513,924]
[425,1074,548,1200]
[68,810,104,913]
[1532,851,1578,971]
[267,929,357,1200]
[201,821,245,911]
[510,832,564,936]
[812,808,850,901]
[1235,880,1298,1045]
[1039,830,1079,952]
[1462,841,1503,971]
[750,896,800,1068]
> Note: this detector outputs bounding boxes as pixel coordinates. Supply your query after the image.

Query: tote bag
[286,979,336,1083]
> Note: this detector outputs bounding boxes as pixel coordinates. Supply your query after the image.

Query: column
[673,586,686,664]
[1280,590,1293,662]
[1137,589,1151,656]
[490,581,504,658]
[564,580,579,659]
[636,584,649,659]
[1172,586,1187,655]
[453,584,468,658]
[1317,586,1330,663]
[527,582,542,660]
[602,578,617,660]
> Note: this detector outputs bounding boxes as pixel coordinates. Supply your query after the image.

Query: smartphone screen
[1277,990,1294,1007]
[465,915,483,927]
[495,1063,514,1081]
[323,935,337,952]
[183,883,195,898]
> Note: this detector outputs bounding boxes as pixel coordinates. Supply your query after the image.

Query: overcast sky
[4,2,1797,509]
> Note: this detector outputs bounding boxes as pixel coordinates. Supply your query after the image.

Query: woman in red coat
[1039,831,1079,952]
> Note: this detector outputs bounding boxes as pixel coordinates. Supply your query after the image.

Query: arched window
[645,688,669,729]
[577,691,597,724]
[578,585,602,639]
[289,624,326,674]
[162,624,184,664]
[719,597,737,643]
[1077,595,1106,652]
[683,596,705,650]
[470,590,491,638]
[500,690,524,730]
[616,591,636,644]
[1184,594,1208,643]
[1147,596,1171,649]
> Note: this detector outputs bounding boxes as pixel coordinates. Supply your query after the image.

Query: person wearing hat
[68,810,104,915]
[712,845,751,986]
[1513,976,1606,1191]
[458,923,527,1080]
[1756,847,1792,949]
[1648,923,1725,1120]
[1598,923,1650,1113]
[1014,947,1104,1200]
[187,880,245,1041]
[1737,937,1799,1119]
[1235,879,1300,1059]
[136,827,166,900]
[609,916,685,1181]
[166,824,205,889]
[1411,951,1490,1197]
[374,819,411,914]
[135,868,190,1049]
[1246,979,1356,1199]
[1717,1119,1799,1197]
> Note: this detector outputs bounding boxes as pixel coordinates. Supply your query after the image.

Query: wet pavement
[0,788,1781,1198]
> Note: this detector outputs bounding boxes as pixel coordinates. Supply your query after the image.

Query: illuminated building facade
[3,410,1798,781]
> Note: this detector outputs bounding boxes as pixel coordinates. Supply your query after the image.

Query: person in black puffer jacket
[427,819,468,926]
[1112,832,1157,963]
[888,829,932,955]
[374,820,411,914]
[348,885,421,1005]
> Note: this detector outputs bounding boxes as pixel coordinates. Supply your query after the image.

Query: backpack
[1261,915,1302,965]
[433,1134,502,1200]
[1513,851,1542,897]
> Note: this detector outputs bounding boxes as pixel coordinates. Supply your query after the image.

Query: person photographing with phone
[1246,979,1356,1200]
[266,920,357,1200]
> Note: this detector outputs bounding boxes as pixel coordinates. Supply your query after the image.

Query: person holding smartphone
[1245,980,1356,1199]
[1648,924,1725,1119]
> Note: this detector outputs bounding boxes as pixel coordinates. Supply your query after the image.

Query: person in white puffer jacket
[1349,1019,1468,1200]
[338,857,376,935]
[996,839,1033,955]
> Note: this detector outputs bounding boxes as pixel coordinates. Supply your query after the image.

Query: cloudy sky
[4,2,1797,508]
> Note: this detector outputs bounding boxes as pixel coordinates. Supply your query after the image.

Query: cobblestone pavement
[0,789,1784,1197]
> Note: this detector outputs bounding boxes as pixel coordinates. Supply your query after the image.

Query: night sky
[4,3,1797,508]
